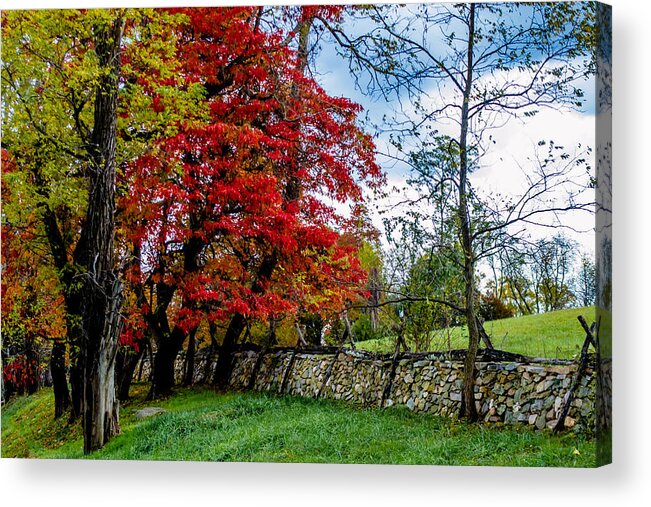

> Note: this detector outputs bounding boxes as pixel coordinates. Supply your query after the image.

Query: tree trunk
[116,348,143,401]
[148,327,186,399]
[76,17,124,454]
[458,4,479,422]
[182,328,197,387]
[213,313,246,389]
[50,340,70,418]
[201,321,219,383]
[145,227,202,398]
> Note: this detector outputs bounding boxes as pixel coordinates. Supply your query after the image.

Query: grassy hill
[356,306,596,359]
[1,385,594,466]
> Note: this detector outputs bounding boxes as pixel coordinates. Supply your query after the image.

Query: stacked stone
[156,348,596,432]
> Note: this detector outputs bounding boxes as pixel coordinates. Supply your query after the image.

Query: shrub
[479,294,515,321]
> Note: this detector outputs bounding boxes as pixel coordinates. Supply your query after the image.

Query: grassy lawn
[357,306,596,359]
[2,385,595,467]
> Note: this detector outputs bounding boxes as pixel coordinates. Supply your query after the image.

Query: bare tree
[574,253,596,308]
[318,2,595,420]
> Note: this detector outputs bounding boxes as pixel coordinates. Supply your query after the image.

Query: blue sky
[309,3,597,256]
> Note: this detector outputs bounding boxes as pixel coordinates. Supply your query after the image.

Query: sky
[309,3,597,258]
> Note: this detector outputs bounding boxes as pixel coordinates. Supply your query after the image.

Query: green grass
[2,385,595,467]
[357,306,596,359]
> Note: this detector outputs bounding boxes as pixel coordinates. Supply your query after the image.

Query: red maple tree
[118,6,383,396]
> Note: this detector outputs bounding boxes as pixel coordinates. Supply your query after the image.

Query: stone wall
[150,348,597,433]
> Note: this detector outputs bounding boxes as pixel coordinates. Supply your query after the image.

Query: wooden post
[279,349,298,394]
[379,336,403,408]
[343,312,356,350]
[476,316,494,350]
[553,317,596,433]
[316,348,342,399]
[295,322,307,347]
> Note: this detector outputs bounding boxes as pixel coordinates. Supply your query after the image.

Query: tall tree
[119,7,381,396]
[2,8,189,450]
[574,252,596,308]
[74,14,124,452]
[530,234,577,312]
[324,2,595,419]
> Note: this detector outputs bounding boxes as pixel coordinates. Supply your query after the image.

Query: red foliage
[1,150,67,348]
[2,355,41,396]
[119,7,384,335]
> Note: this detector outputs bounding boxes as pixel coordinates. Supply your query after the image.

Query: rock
[580,401,593,417]
[543,395,555,410]
[535,414,546,430]
[450,391,462,402]
[506,410,520,424]
[135,407,166,419]
[407,398,415,410]
[578,386,592,398]
[529,414,537,425]
[547,365,571,375]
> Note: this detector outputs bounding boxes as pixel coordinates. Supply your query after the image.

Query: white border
[2,1,650,505]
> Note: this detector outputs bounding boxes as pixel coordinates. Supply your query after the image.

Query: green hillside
[356,306,596,359]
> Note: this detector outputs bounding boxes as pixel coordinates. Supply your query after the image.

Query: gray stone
[135,407,166,419]
[543,395,555,410]
[535,414,546,430]
[504,410,517,424]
